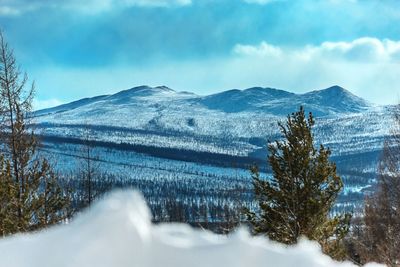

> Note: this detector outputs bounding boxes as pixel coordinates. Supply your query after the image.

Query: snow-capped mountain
[36,85,371,118]
[200,85,371,115]
[33,85,390,212]
[34,85,386,160]
[35,86,194,117]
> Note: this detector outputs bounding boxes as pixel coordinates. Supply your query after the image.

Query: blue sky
[0,0,400,109]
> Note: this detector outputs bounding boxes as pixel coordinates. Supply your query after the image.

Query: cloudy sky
[0,0,400,109]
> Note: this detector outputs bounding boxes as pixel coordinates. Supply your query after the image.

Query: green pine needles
[246,106,351,260]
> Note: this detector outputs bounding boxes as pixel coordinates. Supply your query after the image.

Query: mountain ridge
[35,85,373,117]
[32,84,388,212]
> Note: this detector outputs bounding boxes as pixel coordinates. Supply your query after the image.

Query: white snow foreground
[0,190,382,267]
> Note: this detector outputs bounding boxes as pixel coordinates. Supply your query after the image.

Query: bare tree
[77,123,100,208]
[0,30,69,235]
[353,105,400,266]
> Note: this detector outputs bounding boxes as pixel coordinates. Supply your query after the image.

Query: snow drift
[0,190,382,267]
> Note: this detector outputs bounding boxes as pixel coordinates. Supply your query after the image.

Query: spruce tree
[246,106,351,260]
[0,31,70,235]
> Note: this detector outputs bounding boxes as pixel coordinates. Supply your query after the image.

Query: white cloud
[75,0,192,11]
[234,38,400,63]
[0,0,41,16]
[65,0,192,14]
[0,0,191,16]
[29,37,400,106]
[230,38,400,104]
[243,0,357,5]
[0,6,20,16]
[243,0,283,4]
[233,42,282,57]
[123,0,192,7]
[318,38,400,62]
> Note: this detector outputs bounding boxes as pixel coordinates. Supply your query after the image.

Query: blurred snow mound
[0,190,383,267]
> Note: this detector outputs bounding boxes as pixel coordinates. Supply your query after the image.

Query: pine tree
[0,30,69,235]
[245,106,351,260]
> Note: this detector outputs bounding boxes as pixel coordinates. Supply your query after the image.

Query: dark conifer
[246,106,351,260]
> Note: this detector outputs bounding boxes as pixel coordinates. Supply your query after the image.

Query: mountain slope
[199,85,371,116]
[301,86,371,114]
[199,87,296,113]
[32,85,386,159]
[36,85,372,118]
[35,95,108,117]
[32,85,387,214]
[35,85,197,117]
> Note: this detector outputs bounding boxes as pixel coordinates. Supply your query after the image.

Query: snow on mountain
[35,85,195,117]
[31,85,388,212]
[200,85,371,116]
[34,94,109,117]
[200,87,296,113]
[33,85,385,158]
[301,86,372,115]
[36,85,372,118]
[0,190,382,267]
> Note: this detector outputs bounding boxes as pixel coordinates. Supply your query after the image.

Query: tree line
[0,30,399,266]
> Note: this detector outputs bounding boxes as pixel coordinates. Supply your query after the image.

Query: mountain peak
[34,84,373,117]
[200,86,295,113]
[244,87,296,98]
[123,85,175,93]
[108,85,176,100]
[320,85,352,95]
[301,85,371,114]
[304,85,364,100]
[154,85,175,92]
[327,85,346,91]
[307,85,350,95]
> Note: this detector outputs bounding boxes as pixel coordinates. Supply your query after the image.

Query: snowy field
[0,190,383,267]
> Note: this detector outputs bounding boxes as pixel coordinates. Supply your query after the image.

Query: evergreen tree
[0,31,69,235]
[246,106,351,260]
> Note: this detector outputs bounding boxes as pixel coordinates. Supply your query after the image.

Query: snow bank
[0,190,382,267]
